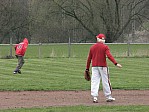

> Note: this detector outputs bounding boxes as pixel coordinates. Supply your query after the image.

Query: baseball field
[0,44,149,112]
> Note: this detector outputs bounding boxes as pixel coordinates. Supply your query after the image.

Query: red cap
[96,34,106,39]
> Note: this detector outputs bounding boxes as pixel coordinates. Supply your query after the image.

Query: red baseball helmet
[96,34,106,39]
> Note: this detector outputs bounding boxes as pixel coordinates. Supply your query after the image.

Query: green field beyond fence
[0,43,149,58]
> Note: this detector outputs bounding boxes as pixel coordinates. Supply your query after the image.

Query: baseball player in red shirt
[13,38,28,74]
[86,34,122,103]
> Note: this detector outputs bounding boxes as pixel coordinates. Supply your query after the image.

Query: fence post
[68,37,71,58]
[38,43,42,58]
[127,42,130,57]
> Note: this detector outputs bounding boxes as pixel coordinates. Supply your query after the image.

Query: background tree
[52,0,149,42]
[0,0,148,43]
[0,0,30,44]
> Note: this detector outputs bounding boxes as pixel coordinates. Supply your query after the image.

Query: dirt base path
[0,90,149,109]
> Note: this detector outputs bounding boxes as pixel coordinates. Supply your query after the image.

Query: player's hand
[116,63,122,68]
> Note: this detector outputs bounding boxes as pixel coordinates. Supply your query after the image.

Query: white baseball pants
[91,67,112,98]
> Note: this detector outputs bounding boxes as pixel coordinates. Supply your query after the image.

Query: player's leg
[100,67,115,102]
[13,57,20,74]
[19,56,24,69]
[91,67,101,103]
[13,56,24,74]
[17,56,24,74]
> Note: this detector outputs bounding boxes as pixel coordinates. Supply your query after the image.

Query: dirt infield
[0,90,149,109]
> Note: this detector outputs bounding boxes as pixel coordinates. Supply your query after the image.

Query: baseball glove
[84,69,91,81]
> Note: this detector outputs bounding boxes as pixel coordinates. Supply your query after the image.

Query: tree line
[0,0,149,44]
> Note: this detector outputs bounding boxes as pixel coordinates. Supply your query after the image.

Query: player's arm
[86,49,92,70]
[105,46,122,68]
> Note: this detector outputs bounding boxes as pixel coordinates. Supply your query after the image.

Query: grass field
[1,105,149,112]
[0,57,149,91]
[0,44,149,111]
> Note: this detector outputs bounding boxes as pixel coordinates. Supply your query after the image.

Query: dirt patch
[0,90,149,109]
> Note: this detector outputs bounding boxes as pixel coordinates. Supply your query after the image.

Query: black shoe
[18,70,21,74]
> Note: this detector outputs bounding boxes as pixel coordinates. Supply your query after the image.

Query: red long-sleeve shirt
[15,38,28,56]
[86,42,117,69]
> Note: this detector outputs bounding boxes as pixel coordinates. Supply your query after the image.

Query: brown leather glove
[84,69,91,81]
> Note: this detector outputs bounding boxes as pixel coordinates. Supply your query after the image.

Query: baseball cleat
[93,97,98,103]
[106,96,115,102]
[18,70,21,74]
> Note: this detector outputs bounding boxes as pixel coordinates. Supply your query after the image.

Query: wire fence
[0,43,149,59]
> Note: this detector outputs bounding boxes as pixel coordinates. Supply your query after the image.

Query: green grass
[0,57,148,91]
[0,44,149,58]
[1,105,149,112]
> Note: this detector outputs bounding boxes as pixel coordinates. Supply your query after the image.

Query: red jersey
[15,38,28,56]
[86,42,117,69]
